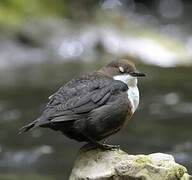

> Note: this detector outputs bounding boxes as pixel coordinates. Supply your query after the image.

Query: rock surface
[70,147,191,180]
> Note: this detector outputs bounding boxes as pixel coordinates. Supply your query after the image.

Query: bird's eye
[119,66,124,73]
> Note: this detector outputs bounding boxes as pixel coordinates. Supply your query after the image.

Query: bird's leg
[98,142,120,150]
[101,139,120,149]
[82,133,119,150]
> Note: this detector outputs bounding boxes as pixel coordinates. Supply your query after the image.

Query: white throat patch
[113,74,139,114]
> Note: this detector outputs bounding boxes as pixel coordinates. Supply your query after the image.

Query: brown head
[99,59,145,79]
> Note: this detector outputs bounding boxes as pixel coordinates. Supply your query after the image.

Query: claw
[98,143,120,150]
[83,142,120,151]
[81,133,120,151]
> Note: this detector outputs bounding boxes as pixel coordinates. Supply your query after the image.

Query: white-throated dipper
[19,59,145,149]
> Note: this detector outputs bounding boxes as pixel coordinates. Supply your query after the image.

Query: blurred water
[0,61,191,179]
[0,14,191,71]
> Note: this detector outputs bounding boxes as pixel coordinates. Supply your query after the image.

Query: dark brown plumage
[19,59,145,149]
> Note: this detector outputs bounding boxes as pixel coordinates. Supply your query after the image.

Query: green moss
[167,166,187,180]
[134,156,153,166]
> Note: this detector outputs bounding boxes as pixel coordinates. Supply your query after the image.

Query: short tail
[18,122,36,134]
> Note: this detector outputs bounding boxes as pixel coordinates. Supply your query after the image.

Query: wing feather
[20,75,128,133]
[45,78,127,122]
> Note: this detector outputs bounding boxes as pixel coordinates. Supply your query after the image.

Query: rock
[69,147,191,180]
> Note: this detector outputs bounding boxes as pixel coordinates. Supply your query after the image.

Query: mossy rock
[70,148,191,180]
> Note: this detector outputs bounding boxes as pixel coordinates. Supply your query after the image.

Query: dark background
[0,0,191,179]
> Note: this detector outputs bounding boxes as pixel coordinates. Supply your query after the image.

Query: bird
[19,59,145,149]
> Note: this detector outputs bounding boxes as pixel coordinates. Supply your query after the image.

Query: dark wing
[19,74,128,134]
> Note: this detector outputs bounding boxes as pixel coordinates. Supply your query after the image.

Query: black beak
[130,71,146,77]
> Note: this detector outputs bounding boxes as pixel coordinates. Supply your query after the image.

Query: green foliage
[0,0,68,24]
[0,0,99,24]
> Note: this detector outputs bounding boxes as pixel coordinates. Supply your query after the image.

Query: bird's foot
[83,142,120,151]
[97,143,120,150]
[81,134,120,151]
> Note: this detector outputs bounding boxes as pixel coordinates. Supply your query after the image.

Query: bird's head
[99,59,146,86]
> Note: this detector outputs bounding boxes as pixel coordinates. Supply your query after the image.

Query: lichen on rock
[70,147,191,180]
